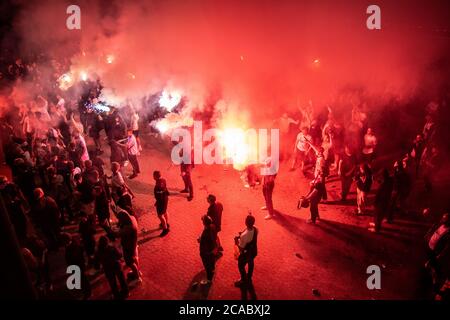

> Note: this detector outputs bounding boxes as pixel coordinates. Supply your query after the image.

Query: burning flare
[159,90,182,111]
[219,128,251,171]
[58,73,74,90]
[151,112,193,135]
[80,71,88,81]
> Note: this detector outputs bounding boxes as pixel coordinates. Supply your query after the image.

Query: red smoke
[9,0,450,124]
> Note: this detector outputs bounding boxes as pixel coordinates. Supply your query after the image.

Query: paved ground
[5,132,441,300]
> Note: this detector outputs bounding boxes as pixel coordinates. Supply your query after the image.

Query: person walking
[355,163,373,215]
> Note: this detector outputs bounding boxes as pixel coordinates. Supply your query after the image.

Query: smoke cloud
[6,0,450,128]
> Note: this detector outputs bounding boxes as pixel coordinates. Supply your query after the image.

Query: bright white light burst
[158,90,182,111]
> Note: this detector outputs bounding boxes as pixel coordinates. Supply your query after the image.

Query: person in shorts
[153,170,170,237]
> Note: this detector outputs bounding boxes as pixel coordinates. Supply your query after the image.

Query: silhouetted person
[180,159,194,201]
[2,182,28,242]
[114,207,141,283]
[338,146,356,202]
[96,236,129,300]
[388,160,411,222]
[92,170,112,235]
[409,134,425,175]
[370,169,393,233]
[206,194,223,254]
[424,213,450,293]
[199,215,217,285]
[30,188,61,250]
[262,173,276,220]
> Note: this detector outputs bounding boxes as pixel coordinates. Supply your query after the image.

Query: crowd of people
[271,98,442,233]
[0,51,448,301]
[0,50,260,300]
[265,97,448,298]
[0,53,150,299]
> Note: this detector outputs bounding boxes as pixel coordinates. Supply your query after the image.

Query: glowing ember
[159,90,182,111]
[80,71,88,81]
[106,54,115,64]
[151,113,193,135]
[94,103,110,113]
[155,120,169,134]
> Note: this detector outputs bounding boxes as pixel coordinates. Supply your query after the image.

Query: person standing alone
[198,215,217,285]
[262,172,277,220]
[355,164,373,215]
[153,171,170,237]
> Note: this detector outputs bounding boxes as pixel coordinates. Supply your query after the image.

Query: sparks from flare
[220,128,250,170]
[159,90,182,111]
[58,73,74,90]
[155,120,169,134]
[80,71,88,81]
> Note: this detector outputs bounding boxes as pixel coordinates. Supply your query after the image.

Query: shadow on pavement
[138,228,161,245]
[183,271,211,300]
[239,282,258,300]
[272,210,323,245]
